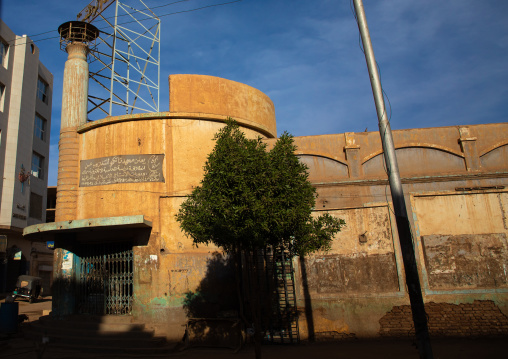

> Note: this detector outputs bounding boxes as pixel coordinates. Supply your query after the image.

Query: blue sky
[2,0,508,186]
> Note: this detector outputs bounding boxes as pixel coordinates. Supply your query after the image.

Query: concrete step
[25,328,167,349]
[35,346,176,358]
[37,315,147,333]
[29,342,174,357]
[21,315,176,356]
[26,322,158,342]
[64,314,136,324]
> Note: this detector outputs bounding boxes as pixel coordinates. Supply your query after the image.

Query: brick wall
[379,300,508,337]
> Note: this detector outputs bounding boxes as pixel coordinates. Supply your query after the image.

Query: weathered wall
[69,75,276,337]
[380,301,508,337]
[303,205,400,295]
[287,123,508,339]
[54,71,508,341]
[168,74,276,137]
[413,192,508,291]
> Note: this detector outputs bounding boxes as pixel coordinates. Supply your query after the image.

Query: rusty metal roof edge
[23,215,152,238]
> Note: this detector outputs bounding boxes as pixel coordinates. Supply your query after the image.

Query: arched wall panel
[480,144,508,171]
[298,155,348,183]
[363,147,465,178]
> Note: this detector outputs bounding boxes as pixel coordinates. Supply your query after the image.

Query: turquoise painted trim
[297,292,407,301]
[311,171,508,186]
[424,288,508,295]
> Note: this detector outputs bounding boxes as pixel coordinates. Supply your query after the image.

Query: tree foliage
[177,121,344,358]
[176,120,344,256]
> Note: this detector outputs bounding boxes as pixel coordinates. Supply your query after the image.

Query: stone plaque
[80,154,165,187]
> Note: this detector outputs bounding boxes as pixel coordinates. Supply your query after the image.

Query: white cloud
[3,0,508,184]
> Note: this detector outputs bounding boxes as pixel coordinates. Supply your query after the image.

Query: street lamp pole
[351,1,433,358]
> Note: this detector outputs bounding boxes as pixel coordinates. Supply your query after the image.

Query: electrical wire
[94,0,191,24]
[350,0,397,222]
[349,1,425,266]
[351,0,421,265]
[349,0,392,126]
[4,0,190,43]
[105,0,243,27]
[4,0,244,48]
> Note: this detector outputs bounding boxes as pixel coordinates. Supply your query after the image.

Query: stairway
[22,314,174,358]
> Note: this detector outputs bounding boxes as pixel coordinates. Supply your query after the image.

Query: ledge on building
[23,215,152,245]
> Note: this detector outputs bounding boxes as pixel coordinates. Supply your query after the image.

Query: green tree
[177,121,344,357]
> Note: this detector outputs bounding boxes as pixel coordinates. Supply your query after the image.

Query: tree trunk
[234,249,249,327]
[245,251,263,359]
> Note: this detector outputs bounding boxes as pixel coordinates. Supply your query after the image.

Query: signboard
[62,252,74,270]
[47,241,55,250]
[12,213,27,220]
[80,154,165,187]
[77,0,116,23]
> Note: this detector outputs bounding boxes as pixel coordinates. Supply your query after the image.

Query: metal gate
[77,243,133,315]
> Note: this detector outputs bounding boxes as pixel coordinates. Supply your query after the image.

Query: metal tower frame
[78,0,160,120]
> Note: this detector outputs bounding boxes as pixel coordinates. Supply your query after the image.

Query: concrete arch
[295,152,348,166]
[480,143,508,171]
[361,144,464,165]
[362,146,466,178]
[297,154,349,182]
[479,141,508,157]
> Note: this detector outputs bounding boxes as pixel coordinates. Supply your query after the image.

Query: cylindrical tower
[55,21,98,222]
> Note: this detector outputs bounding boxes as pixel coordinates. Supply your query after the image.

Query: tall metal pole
[351,1,433,358]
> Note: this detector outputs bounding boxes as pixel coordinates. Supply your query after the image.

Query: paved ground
[1,297,507,359]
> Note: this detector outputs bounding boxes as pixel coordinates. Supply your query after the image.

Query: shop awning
[23,215,152,244]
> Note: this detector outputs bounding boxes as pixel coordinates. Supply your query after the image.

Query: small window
[34,114,46,141]
[0,82,5,112]
[0,40,8,68]
[29,192,43,220]
[31,152,44,179]
[37,77,48,104]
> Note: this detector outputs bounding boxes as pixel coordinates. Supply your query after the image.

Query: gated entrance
[77,243,133,315]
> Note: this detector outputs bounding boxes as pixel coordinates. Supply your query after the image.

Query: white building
[0,19,54,294]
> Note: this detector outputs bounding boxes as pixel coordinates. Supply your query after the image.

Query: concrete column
[344,132,362,178]
[458,126,481,172]
[53,21,97,316]
[55,43,89,222]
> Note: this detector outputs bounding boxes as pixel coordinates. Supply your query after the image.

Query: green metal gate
[77,243,133,315]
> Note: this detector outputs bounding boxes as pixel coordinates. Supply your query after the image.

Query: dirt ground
[1,297,507,359]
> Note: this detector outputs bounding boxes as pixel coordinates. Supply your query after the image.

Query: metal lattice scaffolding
[78,0,160,120]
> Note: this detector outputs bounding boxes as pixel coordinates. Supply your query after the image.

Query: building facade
[0,19,54,293]
[24,73,508,341]
[285,123,508,339]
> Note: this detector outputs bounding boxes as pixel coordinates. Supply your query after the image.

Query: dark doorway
[76,242,133,315]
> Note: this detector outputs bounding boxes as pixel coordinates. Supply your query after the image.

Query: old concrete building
[20,21,508,339]
[25,69,508,340]
[0,20,54,294]
[286,123,508,339]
